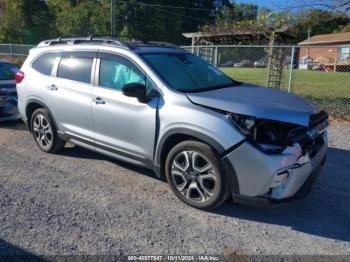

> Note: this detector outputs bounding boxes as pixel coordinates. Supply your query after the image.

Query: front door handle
[47,84,58,91]
[93,97,106,105]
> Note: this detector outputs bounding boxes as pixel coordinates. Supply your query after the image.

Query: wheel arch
[155,128,240,194]
[25,99,58,131]
[156,128,225,169]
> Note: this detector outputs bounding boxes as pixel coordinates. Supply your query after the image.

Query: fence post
[288,46,296,93]
[10,43,13,58]
[214,46,218,67]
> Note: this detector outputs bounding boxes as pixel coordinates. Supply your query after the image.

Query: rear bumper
[0,96,19,121]
[231,154,326,207]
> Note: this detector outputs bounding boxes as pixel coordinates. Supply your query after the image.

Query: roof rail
[37,36,179,50]
[37,35,131,49]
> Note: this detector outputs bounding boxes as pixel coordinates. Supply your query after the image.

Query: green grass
[221,68,350,116]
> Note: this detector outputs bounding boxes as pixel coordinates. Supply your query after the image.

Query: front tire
[31,108,65,153]
[165,141,230,210]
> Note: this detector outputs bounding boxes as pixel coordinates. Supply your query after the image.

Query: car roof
[35,37,187,55]
[0,60,18,66]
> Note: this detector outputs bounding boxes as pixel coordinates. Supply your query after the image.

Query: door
[43,51,96,140]
[91,52,159,166]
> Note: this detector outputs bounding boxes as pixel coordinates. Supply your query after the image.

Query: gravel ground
[0,120,349,258]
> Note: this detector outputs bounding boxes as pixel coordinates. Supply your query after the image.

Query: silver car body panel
[186,84,321,127]
[17,43,328,204]
[226,132,327,197]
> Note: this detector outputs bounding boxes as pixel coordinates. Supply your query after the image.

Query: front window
[0,62,19,80]
[141,53,237,92]
[99,56,145,91]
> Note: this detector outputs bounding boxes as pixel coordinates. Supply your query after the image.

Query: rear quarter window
[32,52,58,76]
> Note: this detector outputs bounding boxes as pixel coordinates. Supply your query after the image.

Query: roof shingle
[298,32,350,45]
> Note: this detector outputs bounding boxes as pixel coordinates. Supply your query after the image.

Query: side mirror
[122,82,149,103]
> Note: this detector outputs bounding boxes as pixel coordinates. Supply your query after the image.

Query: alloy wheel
[32,113,53,150]
[171,151,217,203]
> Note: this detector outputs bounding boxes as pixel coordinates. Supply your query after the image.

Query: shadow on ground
[2,122,349,241]
[0,239,44,261]
[0,120,27,130]
[57,145,159,180]
[214,147,350,242]
[58,143,350,242]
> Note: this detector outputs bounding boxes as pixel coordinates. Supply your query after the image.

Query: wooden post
[266,30,275,87]
[334,51,338,72]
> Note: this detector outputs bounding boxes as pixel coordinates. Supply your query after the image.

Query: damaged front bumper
[225,131,328,207]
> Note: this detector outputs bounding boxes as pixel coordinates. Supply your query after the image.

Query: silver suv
[16,37,328,209]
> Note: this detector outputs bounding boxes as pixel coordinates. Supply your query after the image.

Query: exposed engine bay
[228,110,328,156]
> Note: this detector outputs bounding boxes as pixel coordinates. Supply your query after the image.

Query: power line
[147,6,210,22]
[117,0,211,22]
[118,0,213,11]
[276,3,350,15]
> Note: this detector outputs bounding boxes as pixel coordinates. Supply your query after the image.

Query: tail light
[15,71,25,84]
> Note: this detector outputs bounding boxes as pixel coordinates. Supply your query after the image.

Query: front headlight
[228,113,256,136]
[228,113,302,154]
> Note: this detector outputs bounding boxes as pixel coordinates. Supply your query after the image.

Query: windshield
[0,63,19,80]
[141,53,237,92]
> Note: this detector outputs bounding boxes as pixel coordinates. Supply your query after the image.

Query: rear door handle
[93,97,105,105]
[47,84,58,91]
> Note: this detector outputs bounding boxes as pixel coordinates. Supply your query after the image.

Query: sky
[236,0,291,9]
[234,0,337,12]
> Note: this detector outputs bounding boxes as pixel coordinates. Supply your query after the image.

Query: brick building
[298,32,350,71]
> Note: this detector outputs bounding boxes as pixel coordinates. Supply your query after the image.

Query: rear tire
[31,108,65,153]
[165,140,230,210]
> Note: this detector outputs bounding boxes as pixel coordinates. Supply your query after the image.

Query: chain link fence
[0,43,34,64]
[0,43,349,117]
[183,45,350,118]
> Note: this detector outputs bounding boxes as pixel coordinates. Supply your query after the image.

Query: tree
[289,8,349,42]
[115,0,215,43]
[0,0,53,44]
[47,0,110,36]
[0,0,23,43]
[215,0,258,25]
[336,23,350,32]
[47,0,215,44]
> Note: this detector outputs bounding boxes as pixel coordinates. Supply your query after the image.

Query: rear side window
[0,63,19,80]
[32,53,57,76]
[57,56,93,84]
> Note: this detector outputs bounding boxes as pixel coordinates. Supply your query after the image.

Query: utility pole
[111,0,116,37]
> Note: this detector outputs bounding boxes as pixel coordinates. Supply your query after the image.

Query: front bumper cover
[231,153,326,207]
[223,130,328,207]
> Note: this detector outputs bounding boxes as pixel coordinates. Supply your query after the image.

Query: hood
[186,83,320,127]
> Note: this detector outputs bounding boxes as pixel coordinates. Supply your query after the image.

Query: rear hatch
[0,79,17,96]
[0,62,19,103]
